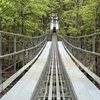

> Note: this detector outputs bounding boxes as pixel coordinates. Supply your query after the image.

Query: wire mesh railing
[59,32,100,86]
[0,31,47,93]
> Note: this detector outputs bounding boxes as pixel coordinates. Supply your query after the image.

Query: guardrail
[0,31,47,93]
[58,33,100,86]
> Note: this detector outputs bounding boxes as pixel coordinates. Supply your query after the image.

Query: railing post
[92,35,96,74]
[46,34,47,43]
[23,39,25,66]
[80,37,83,62]
[0,16,2,92]
[84,38,86,66]
[28,50,30,62]
[32,39,35,58]
[14,35,16,72]
[72,38,74,54]
[14,19,16,73]
[32,38,34,47]
[73,38,76,56]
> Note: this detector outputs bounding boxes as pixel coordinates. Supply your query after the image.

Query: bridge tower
[50,13,59,33]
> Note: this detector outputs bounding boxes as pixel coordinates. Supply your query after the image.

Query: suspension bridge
[0,15,100,100]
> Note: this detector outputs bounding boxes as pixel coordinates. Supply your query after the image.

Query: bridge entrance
[50,13,59,33]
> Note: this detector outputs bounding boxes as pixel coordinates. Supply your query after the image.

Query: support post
[23,39,25,66]
[92,36,96,74]
[32,39,35,58]
[0,16,2,92]
[28,50,30,62]
[80,37,83,62]
[13,19,16,73]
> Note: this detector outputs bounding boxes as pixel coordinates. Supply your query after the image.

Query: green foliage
[49,0,98,36]
[0,0,99,36]
[0,0,50,36]
[67,26,79,35]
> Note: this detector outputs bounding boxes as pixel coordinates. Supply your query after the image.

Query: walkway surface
[0,42,51,100]
[58,42,100,100]
[0,39,100,100]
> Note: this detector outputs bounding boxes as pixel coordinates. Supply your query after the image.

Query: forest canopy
[0,0,100,36]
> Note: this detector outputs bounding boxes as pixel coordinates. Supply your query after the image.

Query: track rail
[32,33,75,100]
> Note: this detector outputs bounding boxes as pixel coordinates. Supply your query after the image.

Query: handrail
[59,35,100,56]
[0,31,47,95]
[63,42,100,85]
[63,32,100,38]
[0,42,47,93]
[0,38,47,59]
[58,34,100,85]
[0,31,47,39]
[58,35,100,55]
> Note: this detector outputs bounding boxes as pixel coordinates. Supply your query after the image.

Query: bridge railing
[0,31,47,93]
[59,33,100,86]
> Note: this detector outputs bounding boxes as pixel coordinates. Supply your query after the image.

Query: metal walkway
[32,33,75,100]
[0,33,100,100]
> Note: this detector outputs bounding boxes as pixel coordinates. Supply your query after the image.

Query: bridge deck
[0,42,100,100]
[58,42,100,100]
[0,42,51,100]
